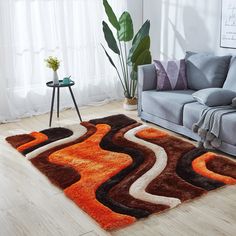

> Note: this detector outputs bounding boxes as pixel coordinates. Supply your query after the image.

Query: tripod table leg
[68,86,82,122]
[49,87,56,127]
[57,87,60,118]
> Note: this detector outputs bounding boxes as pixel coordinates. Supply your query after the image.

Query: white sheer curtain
[0,0,127,122]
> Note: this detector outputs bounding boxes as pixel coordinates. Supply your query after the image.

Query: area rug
[5,114,236,230]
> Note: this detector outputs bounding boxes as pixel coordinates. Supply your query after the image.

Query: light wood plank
[0,201,87,236]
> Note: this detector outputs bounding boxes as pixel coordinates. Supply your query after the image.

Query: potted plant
[45,56,60,85]
[102,0,152,110]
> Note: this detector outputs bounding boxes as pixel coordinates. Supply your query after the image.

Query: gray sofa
[138,57,236,156]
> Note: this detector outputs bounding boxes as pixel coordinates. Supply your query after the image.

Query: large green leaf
[103,0,120,31]
[132,20,150,45]
[128,20,150,62]
[101,44,117,69]
[133,49,151,72]
[102,21,120,55]
[117,12,134,42]
[128,36,150,64]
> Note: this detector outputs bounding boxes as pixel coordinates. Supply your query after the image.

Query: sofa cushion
[154,59,187,90]
[183,102,236,145]
[223,56,236,92]
[185,52,231,90]
[141,90,196,124]
[192,88,236,106]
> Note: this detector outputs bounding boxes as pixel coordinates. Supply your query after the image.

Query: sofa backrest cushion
[185,52,231,90]
[223,56,236,92]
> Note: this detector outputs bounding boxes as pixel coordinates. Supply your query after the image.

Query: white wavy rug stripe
[124,125,181,208]
[26,124,87,160]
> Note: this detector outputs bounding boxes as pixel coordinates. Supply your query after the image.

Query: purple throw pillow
[154,59,187,90]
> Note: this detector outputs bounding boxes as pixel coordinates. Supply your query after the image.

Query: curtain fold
[0,0,126,122]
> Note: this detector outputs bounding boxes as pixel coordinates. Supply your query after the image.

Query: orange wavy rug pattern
[5,114,236,230]
[49,124,135,229]
[17,132,48,152]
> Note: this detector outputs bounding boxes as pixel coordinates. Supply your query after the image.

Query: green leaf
[133,49,151,72]
[103,0,120,30]
[128,20,150,63]
[132,20,150,45]
[117,12,134,42]
[101,44,117,69]
[102,21,120,55]
[128,36,150,64]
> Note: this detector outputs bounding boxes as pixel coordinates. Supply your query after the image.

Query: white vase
[53,71,59,85]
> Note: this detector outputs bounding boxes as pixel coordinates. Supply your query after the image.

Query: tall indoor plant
[102,0,152,110]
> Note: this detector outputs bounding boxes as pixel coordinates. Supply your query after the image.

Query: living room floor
[0,101,235,236]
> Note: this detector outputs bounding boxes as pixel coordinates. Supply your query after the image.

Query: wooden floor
[0,101,235,236]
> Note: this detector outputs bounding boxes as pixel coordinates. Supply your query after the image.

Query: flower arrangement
[44,56,60,71]
[45,56,60,84]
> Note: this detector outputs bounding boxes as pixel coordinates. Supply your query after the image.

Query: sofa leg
[141,118,148,123]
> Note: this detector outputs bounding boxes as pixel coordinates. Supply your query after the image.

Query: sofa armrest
[138,64,156,116]
[138,64,157,91]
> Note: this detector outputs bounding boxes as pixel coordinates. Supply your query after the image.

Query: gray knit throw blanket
[192,106,236,149]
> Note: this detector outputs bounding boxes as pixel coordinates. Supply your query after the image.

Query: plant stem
[118,55,128,95]
[131,79,134,98]
[115,67,126,92]
[124,42,130,97]
[133,80,137,98]
[118,41,130,98]
[131,78,133,98]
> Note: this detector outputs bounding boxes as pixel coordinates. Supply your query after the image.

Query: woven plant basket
[123,98,138,111]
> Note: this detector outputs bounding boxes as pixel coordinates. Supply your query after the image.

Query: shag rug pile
[6,114,236,230]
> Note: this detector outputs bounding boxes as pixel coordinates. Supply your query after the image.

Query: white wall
[143,0,236,60]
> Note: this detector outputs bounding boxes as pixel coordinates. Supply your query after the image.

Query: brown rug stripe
[108,123,169,213]
[6,134,35,149]
[90,115,151,218]
[22,127,73,155]
[206,156,236,179]
[135,132,207,201]
[30,122,96,189]
[175,148,225,190]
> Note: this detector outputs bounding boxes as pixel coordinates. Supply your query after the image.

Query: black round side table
[46,80,82,127]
